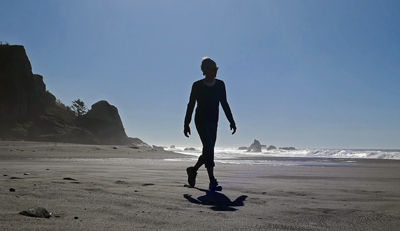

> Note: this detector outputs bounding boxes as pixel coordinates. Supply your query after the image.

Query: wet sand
[1,141,400,230]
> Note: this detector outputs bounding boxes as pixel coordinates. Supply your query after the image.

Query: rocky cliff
[75,101,130,145]
[0,44,143,145]
[0,45,45,129]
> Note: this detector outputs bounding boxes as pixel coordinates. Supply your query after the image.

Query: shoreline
[2,141,400,162]
[3,141,400,166]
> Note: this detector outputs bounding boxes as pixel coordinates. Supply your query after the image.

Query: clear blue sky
[2,0,399,149]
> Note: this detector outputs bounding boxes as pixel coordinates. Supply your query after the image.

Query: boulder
[267,145,277,150]
[247,139,262,152]
[19,207,51,218]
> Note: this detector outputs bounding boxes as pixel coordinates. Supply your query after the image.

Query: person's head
[201,57,218,77]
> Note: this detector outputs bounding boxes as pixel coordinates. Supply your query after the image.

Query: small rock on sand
[9,188,15,192]
[19,207,52,218]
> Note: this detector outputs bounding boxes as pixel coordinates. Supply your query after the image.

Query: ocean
[164,147,400,165]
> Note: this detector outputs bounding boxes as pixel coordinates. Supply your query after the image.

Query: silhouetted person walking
[184,57,236,191]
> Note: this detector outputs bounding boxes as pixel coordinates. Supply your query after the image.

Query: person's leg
[193,121,205,171]
[201,121,221,191]
[201,121,217,171]
[194,155,204,171]
[206,166,215,181]
[186,121,205,187]
[187,120,219,189]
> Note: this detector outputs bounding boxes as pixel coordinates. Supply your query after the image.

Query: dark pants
[195,120,218,168]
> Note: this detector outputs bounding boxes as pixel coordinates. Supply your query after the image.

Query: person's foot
[186,167,197,187]
[209,178,222,191]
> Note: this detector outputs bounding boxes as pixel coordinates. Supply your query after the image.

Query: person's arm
[184,83,196,137]
[219,81,236,134]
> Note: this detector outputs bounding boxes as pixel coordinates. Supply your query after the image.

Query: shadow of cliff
[184,187,247,211]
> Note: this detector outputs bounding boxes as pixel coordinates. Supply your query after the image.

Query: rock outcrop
[152,145,164,150]
[247,139,262,152]
[128,137,150,147]
[0,44,145,145]
[0,45,45,135]
[74,101,130,145]
[267,145,277,150]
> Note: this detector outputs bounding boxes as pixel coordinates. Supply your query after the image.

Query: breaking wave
[165,147,400,160]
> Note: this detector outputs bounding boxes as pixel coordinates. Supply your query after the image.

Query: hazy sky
[2,0,399,149]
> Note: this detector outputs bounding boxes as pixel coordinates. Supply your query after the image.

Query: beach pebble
[3,174,8,176]
[116,180,128,184]
[19,207,51,218]
[63,177,76,181]
[23,173,30,175]
[9,188,15,192]
[74,216,79,219]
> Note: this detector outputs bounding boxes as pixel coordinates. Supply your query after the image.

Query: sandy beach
[1,141,400,230]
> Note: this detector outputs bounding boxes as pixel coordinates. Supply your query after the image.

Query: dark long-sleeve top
[184,79,235,127]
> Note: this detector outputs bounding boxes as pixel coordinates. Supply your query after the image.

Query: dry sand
[1,141,400,230]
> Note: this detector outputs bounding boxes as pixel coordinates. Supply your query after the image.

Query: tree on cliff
[71,99,88,116]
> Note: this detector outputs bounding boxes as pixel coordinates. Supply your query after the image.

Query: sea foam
[165,147,400,160]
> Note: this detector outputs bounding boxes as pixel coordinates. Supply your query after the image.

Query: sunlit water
[162,147,400,165]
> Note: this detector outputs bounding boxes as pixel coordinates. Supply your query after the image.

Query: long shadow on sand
[184,187,247,211]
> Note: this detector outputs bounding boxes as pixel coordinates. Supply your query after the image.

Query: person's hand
[184,125,191,138]
[230,123,237,135]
